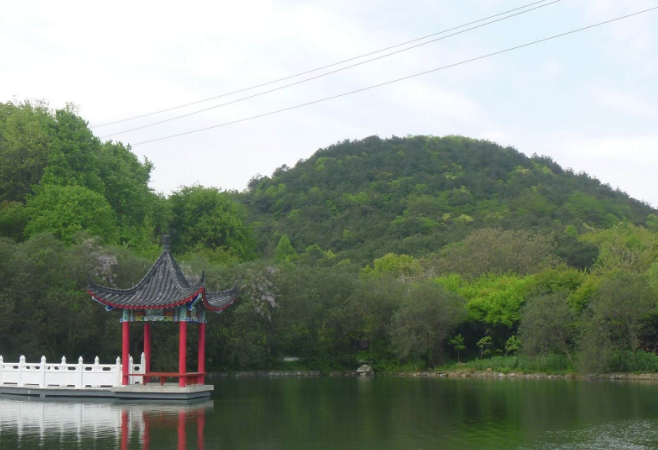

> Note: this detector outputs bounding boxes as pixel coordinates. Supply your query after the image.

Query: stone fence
[0,354,145,388]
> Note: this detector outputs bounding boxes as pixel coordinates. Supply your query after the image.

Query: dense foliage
[243,135,653,265]
[1,101,658,374]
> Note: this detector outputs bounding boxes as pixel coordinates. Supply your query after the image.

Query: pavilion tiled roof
[88,236,237,311]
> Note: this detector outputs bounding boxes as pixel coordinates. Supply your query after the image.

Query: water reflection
[0,396,210,449]
[4,378,658,449]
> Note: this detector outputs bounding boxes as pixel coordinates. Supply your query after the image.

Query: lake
[2,377,658,449]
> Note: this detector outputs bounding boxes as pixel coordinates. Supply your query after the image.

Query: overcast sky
[1,0,657,206]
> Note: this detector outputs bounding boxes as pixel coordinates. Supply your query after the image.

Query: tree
[456,274,536,328]
[505,336,520,356]
[477,336,492,359]
[169,185,254,260]
[429,229,556,279]
[648,214,658,232]
[579,272,656,372]
[365,253,422,279]
[519,293,576,361]
[449,334,466,363]
[274,235,297,263]
[0,201,29,241]
[24,185,117,243]
[391,282,467,367]
[0,101,53,203]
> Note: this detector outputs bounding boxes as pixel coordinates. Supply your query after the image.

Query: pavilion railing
[0,354,146,389]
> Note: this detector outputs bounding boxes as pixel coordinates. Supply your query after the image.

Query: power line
[101,0,561,139]
[131,6,658,147]
[92,0,556,129]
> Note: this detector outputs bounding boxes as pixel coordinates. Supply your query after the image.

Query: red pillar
[198,323,206,385]
[178,410,186,450]
[122,321,130,386]
[179,321,187,387]
[143,323,151,385]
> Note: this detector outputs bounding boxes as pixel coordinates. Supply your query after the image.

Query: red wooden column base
[143,323,151,385]
[122,321,130,386]
[179,321,187,387]
[198,323,206,385]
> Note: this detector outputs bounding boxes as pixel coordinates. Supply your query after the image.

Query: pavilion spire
[162,235,171,252]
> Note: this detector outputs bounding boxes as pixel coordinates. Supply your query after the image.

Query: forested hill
[243,135,655,264]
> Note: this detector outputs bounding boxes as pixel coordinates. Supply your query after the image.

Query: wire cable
[131,6,658,147]
[101,0,561,139]
[92,0,556,129]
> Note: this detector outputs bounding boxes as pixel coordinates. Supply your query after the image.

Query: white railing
[0,354,145,389]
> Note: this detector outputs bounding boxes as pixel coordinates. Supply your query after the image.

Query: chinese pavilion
[87,235,237,387]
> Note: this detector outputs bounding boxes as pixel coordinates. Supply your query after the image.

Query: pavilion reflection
[0,395,210,449]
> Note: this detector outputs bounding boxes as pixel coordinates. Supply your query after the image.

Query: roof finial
[162,235,171,252]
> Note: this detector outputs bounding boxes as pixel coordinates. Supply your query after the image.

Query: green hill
[243,135,655,265]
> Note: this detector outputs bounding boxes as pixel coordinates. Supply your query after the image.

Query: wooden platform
[0,383,213,401]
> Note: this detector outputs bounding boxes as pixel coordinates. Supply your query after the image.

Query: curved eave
[202,295,237,312]
[87,287,205,310]
[203,284,239,312]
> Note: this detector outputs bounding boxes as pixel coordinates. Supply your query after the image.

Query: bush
[607,350,658,373]
[442,354,573,374]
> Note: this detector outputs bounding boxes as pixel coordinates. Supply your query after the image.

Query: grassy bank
[437,355,574,375]
[380,351,658,376]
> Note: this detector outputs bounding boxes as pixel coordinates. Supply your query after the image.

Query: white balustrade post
[116,357,122,387]
[129,355,134,385]
[140,352,146,385]
[94,356,100,365]
[18,355,25,387]
[0,355,4,385]
[60,356,66,387]
[40,356,46,388]
[78,357,84,389]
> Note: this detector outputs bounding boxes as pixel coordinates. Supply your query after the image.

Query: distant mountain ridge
[242,135,656,264]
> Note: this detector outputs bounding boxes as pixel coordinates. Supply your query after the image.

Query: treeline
[2,225,657,374]
[0,101,253,261]
[1,101,658,374]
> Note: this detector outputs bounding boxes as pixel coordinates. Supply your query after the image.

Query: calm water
[2,377,658,449]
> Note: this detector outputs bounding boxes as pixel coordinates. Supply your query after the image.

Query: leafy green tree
[0,201,29,241]
[477,336,492,359]
[449,334,466,362]
[0,101,53,203]
[24,185,117,243]
[519,293,576,361]
[505,336,521,356]
[579,272,656,372]
[39,105,105,193]
[364,253,422,278]
[274,235,297,263]
[391,282,467,367]
[648,214,658,232]
[456,274,536,328]
[169,185,254,260]
[430,229,556,279]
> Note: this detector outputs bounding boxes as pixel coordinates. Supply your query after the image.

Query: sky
[1,0,657,206]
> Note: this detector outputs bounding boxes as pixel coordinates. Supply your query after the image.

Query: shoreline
[209,369,658,381]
